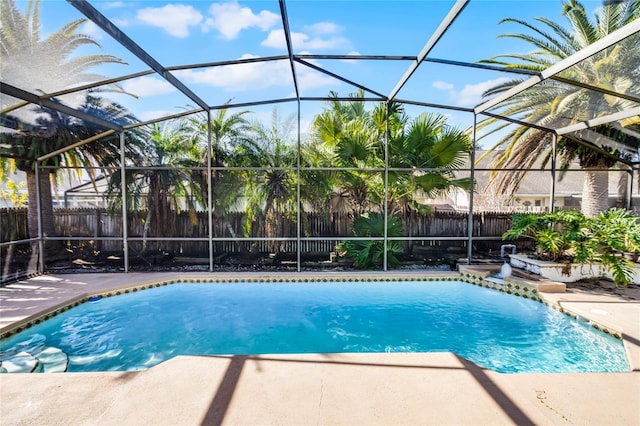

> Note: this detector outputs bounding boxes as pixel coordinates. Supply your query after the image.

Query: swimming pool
[0,280,629,374]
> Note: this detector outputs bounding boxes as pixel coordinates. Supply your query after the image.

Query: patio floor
[1,272,639,425]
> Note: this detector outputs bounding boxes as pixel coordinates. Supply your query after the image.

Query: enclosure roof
[1,0,639,164]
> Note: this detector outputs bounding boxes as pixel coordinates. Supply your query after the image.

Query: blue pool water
[0,280,629,373]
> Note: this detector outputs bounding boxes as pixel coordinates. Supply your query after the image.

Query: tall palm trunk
[263,193,278,253]
[582,169,609,217]
[615,169,629,208]
[25,170,56,239]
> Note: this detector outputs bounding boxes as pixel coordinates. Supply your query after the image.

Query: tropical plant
[478,0,640,217]
[387,111,472,215]
[503,208,640,285]
[106,121,202,253]
[1,96,142,242]
[313,92,472,216]
[184,107,252,238]
[312,91,385,215]
[230,108,299,253]
[503,210,587,261]
[586,208,640,285]
[336,213,404,269]
[0,0,128,242]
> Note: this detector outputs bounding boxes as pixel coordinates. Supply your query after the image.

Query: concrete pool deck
[1,271,639,425]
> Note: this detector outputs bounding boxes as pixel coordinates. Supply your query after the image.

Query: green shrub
[503,208,639,286]
[336,213,404,269]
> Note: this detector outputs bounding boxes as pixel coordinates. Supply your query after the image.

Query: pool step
[1,347,69,373]
[0,352,39,373]
[34,347,70,373]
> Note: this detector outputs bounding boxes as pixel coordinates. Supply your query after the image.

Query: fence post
[95,208,102,251]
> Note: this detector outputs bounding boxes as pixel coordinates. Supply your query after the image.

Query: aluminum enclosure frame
[1,0,638,274]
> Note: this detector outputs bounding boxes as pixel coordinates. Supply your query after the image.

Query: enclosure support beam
[39,130,117,163]
[295,59,387,99]
[68,0,209,112]
[626,166,634,211]
[550,133,557,212]
[279,0,300,100]
[296,100,302,272]
[551,75,640,104]
[388,0,469,101]
[383,103,390,271]
[35,161,44,274]
[562,134,634,167]
[207,111,214,272]
[555,107,640,136]
[120,132,129,272]
[475,19,640,114]
[467,114,477,264]
[1,82,122,132]
[397,99,473,113]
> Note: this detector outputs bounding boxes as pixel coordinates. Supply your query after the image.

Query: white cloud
[340,50,361,64]
[456,78,510,106]
[203,1,279,40]
[305,22,341,35]
[137,4,203,38]
[173,54,333,93]
[102,2,126,10]
[113,18,129,27]
[81,21,103,40]
[262,29,350,50]
[261,30,286,49]
[174,55,289,91]
[122,76,177,97]
[432,80,454,91]
[432,78,510,107]
[297,68,336,92]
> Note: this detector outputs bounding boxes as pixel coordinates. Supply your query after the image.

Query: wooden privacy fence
[1,208,518,255]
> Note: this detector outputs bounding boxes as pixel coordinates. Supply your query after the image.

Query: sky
[6,0,606,144]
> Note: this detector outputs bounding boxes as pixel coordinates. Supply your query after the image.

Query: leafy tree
[317,94,472,266]
[184,107,252,240]
[478,0,640,217]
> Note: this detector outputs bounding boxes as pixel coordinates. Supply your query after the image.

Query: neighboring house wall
[420,152,638,213]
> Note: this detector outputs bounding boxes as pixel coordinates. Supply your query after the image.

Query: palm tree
[388,111,472,215]
[106,121,202,254]
[184,107,251,218]
[478,0,640,217]
[313,93,472,216]
[0,0,128,241]
[1,95,142,242]
[312,92,385,215]
[232,108,299,253]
